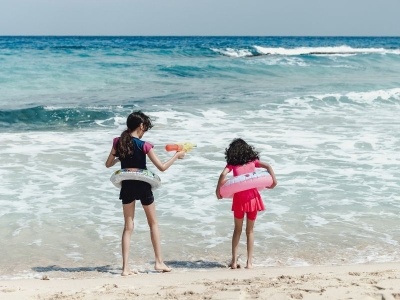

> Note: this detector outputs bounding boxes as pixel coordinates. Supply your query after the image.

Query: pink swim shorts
[233,211,257,221]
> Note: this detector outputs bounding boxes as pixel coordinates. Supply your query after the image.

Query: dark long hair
[116,111,153,159]
[225,138,259,166]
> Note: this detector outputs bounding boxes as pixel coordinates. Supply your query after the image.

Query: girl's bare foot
[245,261,253,269]
[228,263,238,269]
[121,270,135,276]
[228,260,241,269]
[155,262,172,272]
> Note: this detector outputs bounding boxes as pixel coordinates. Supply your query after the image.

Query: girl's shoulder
[132,137,154,154]
[113,137,119,149]
[252,159,260,167]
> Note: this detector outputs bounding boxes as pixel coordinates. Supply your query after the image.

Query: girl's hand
[216,167,230,200]
[176,151,186,159]
[258,161,277,189]
[268,180,277,189]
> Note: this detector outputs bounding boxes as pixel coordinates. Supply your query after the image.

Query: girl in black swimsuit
[105,111,185,276]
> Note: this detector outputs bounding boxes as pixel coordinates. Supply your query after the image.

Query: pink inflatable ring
[220,170,273,198]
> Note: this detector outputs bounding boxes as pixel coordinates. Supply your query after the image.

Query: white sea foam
[254,45,400,56]
[212,45,400,58]
[211,47,253,58]
[245,57,309,66]
[1,96,400,277]
[285,88,400,107]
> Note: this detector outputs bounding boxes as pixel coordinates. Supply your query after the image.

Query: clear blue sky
[1,0,399,36]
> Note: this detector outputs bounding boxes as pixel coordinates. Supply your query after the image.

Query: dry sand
[1,262,400,299]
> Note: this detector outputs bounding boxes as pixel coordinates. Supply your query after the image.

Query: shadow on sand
[32,265,119,275]
[32,260,226,275]
[163,260,227,269]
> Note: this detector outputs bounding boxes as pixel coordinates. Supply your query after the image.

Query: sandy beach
[1,262,399,299]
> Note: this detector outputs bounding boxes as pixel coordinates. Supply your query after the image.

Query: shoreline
[1,262,399,299]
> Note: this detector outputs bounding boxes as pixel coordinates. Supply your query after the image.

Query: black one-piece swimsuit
[118,137,154,206]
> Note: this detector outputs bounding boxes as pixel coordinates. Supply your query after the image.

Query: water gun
[165,142,197,153]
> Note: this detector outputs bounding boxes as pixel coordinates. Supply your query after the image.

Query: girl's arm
[147,148,185,172]
[215,167,230,199]
[258,161,277,189]
[105,146,120,168]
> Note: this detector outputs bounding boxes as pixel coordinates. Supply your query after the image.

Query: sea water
[0,36,399,278]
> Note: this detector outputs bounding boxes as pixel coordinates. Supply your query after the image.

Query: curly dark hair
[225,138,259,166]
[116,111,153,159]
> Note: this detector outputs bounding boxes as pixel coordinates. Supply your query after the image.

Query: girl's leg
[143,202,171,272]
[230,212,244,269]
[121,201,136,276]
[245,212,257,269]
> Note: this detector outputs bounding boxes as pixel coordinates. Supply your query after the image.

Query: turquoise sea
[0,36,399,278]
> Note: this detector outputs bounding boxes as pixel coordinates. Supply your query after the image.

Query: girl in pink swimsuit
[216,138,277,269]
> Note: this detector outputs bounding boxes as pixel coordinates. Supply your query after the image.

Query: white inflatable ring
[220,170,273,198]
[110,169,161,190]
